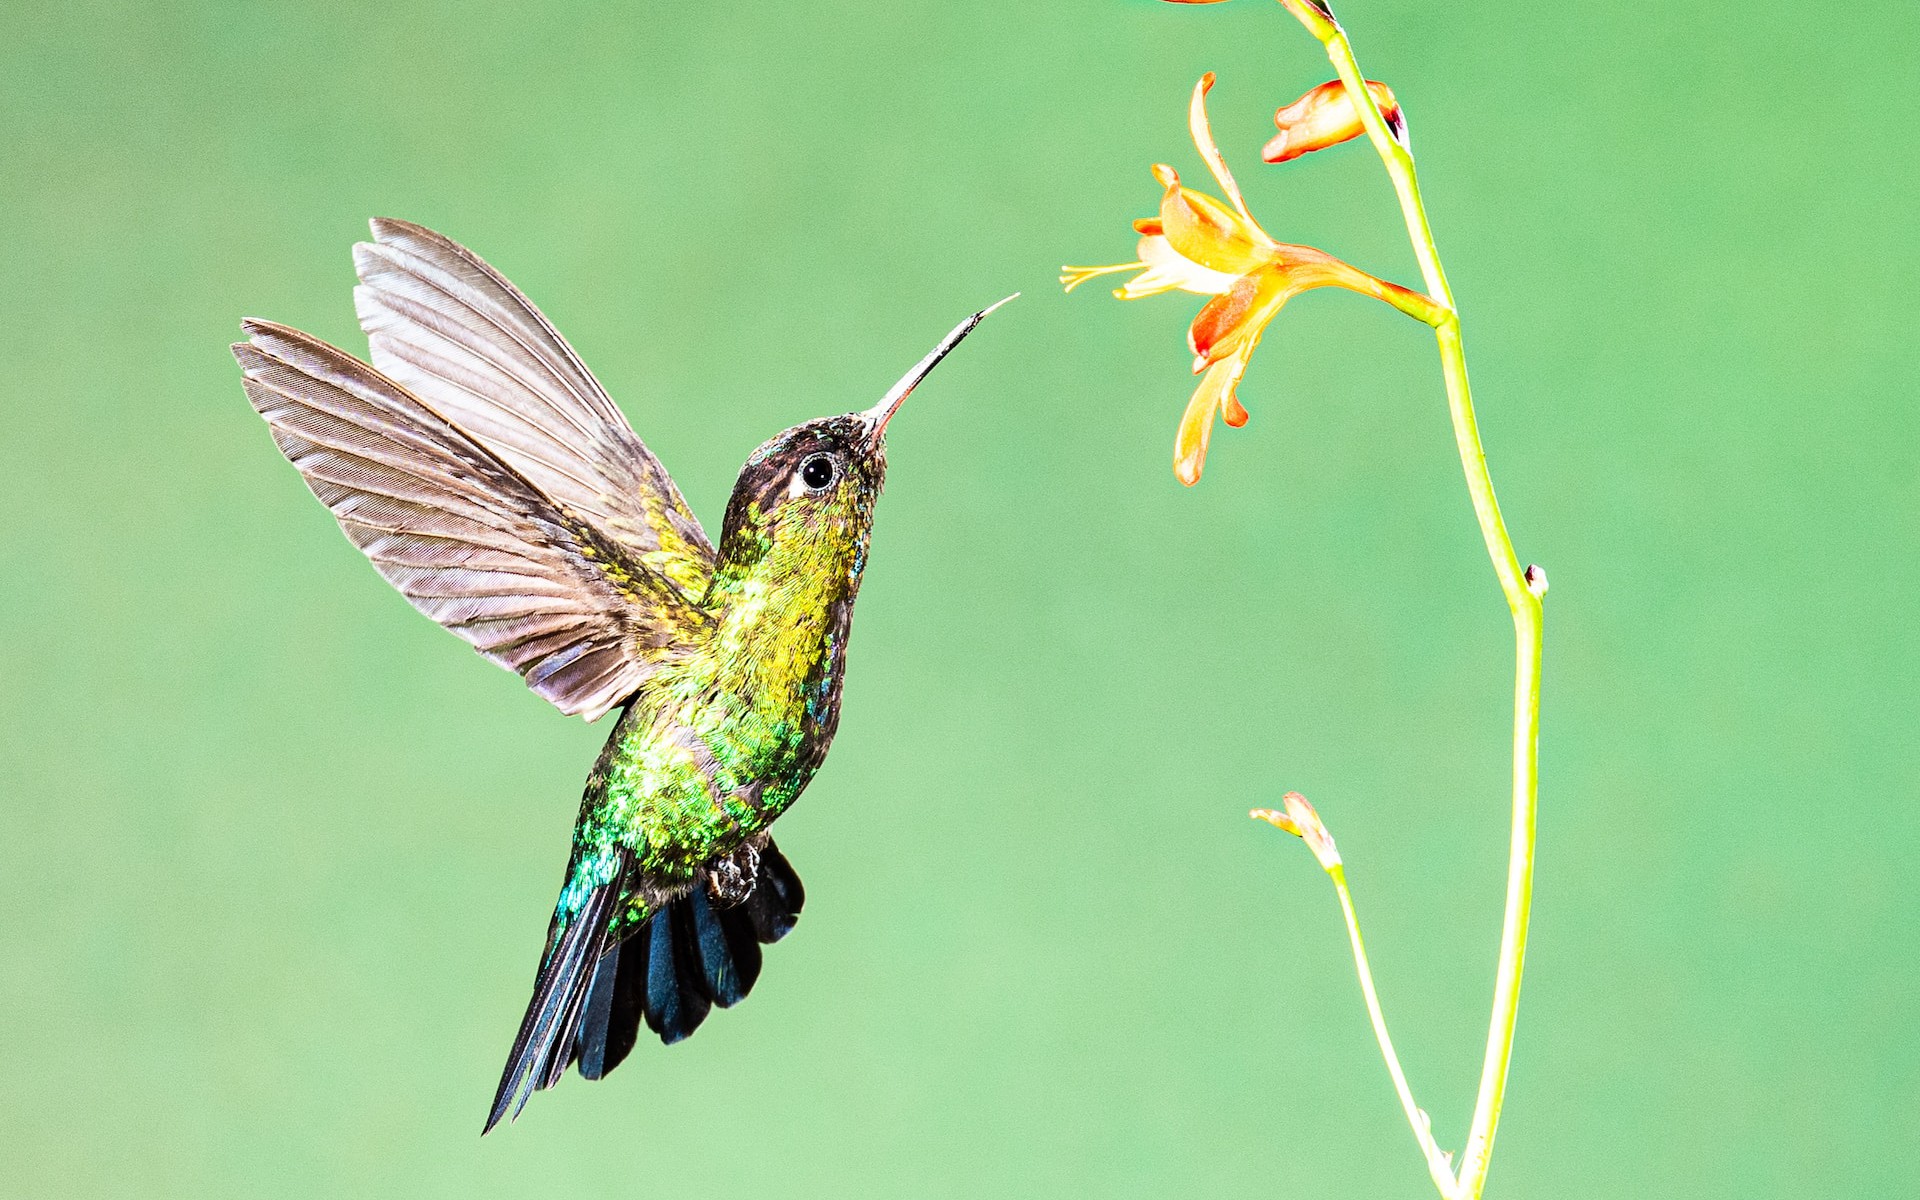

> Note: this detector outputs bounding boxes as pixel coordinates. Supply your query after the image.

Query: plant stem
[1328,864,1461,1197]
[1292,9,1548,1198]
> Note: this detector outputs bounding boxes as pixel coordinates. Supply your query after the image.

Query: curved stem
[1290,9,1548,1198]
[1328,864,1460,1197]
[1435,321,1544,1199]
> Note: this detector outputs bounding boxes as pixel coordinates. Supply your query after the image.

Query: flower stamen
[1060,262,1147,293]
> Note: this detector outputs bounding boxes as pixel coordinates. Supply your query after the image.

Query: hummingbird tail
[483,855,626,1134]
[575,840,806,1068]
[481,840,806,1134]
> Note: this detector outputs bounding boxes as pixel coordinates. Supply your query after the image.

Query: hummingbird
[230,219,1011,1132]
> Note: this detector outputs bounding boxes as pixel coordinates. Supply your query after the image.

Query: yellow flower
[1062,73,1437,485]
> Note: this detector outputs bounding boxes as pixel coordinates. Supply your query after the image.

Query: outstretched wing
[352,217,713,599]
[233,320,710,721]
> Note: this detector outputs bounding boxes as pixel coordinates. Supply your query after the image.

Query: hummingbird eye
[799,454,837,491]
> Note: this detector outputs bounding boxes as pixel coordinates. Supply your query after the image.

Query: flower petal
[1188,271,1262,363]
[1173,380,1218,488]
[1158,168,1274,276]
[1173,345,1253,486]
[1281,791,1341,871]
[1250,808,1302,835]
[1190,73,1255,222]
[1189,264,1301,367]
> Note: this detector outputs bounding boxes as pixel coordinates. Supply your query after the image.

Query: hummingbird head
[708,296,1015,605]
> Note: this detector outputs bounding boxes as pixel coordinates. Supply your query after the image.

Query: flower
[1251,791,1342,872]
[1264,79,1403,164]
[1061,73,1438,485]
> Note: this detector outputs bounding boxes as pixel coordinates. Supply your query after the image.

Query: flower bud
[1252,792,1342,871]
[1262,79,1402,164]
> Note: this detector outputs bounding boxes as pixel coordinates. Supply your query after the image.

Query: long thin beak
[861,293,1018,444]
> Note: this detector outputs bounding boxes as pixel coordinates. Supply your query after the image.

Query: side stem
[1328,864,1461,1197]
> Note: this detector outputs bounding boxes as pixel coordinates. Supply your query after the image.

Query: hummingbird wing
[351,218,714,600]
[234,320,710,721]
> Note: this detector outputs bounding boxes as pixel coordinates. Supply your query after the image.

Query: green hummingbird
[230,219,1010,1133]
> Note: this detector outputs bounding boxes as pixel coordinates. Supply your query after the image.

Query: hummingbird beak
[860,293,1018,447]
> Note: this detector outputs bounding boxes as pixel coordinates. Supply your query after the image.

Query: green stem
[1295,10,1548,1199]
[1322,31,1454,309]
[1328,864,1460,1197]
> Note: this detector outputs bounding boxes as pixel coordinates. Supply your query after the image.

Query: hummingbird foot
[702,835,766,907]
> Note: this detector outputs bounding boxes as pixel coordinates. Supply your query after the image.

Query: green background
[3,1,1913,1195]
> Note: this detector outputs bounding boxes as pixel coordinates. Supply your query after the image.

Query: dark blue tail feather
[482,839,806,1133]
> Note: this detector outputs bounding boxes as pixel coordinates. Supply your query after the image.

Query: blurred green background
[3,1,1914,1195]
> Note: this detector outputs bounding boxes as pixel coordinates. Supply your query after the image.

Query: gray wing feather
[233,320,706,721]
[352,218,713,599]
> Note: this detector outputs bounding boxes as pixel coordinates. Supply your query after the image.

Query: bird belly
[586,698,817,866]
[561,636,844,944]
[585,718,814,942]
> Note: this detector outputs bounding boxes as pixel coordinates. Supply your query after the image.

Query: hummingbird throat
[700,488,873,730]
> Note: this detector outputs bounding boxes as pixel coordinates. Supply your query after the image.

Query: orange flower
[1264,79,1403,164]
[1062,73,1438,485]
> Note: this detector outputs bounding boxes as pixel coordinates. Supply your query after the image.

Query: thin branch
[1329,864,1461,1198]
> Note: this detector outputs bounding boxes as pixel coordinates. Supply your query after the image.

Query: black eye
[800,454,837,490]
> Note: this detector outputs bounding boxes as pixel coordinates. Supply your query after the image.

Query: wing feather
[234,319,707,720]
[352,218,714,598]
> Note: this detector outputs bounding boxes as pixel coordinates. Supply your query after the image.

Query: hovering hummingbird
[230,219,1011,1132]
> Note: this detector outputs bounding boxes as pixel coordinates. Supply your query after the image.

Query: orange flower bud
[1262,79,1402,164]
